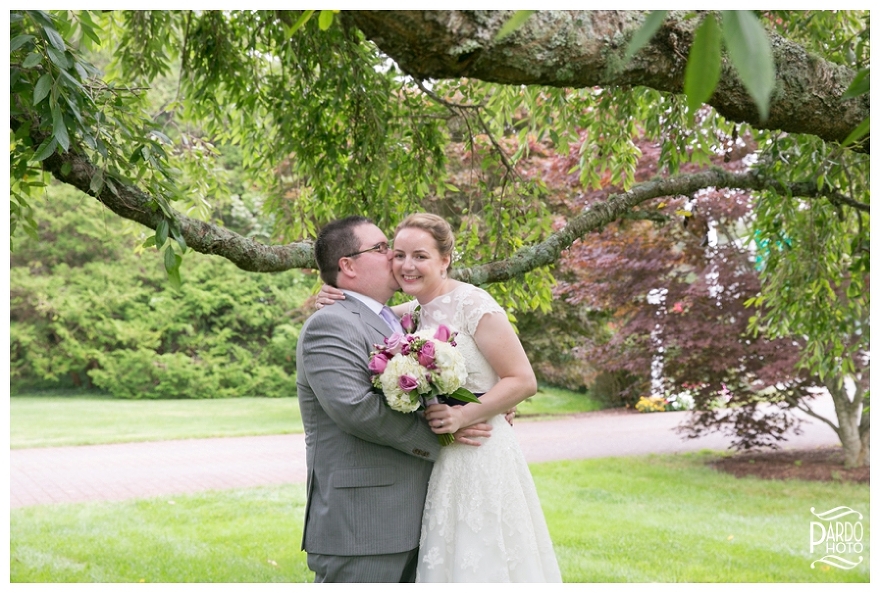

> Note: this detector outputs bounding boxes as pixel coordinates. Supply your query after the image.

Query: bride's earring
[441,269,447,279]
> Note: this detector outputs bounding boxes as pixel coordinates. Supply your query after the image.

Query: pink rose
[384,333,405,355]
[433,325,452,342]
[398,374,419,392]
[417,340,436,368]
[368,351,390,374]
[400,313,416,333]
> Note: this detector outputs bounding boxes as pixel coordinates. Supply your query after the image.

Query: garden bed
[711,446,869,484]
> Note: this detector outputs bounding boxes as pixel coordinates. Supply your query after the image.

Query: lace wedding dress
[410,283,562,582]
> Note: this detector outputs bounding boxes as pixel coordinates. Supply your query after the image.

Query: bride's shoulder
[456,282,494,301]
[454,283,504,316]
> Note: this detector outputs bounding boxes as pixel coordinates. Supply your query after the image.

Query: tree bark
[17,119,316,274]
[454,168,867,284]
[346,10,868,149]
[15,111,863,281]
[826,379,869,468]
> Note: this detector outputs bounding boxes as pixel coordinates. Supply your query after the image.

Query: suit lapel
[340,297,391,340]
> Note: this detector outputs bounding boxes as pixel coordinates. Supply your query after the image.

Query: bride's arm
[425,312,536,433]
[315,284,346,308]
[388,303,409,318]
[315,285,410,318]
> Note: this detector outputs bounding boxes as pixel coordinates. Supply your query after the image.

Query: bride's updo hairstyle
[395,213,455,273]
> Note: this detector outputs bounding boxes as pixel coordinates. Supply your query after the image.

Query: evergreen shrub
[10,184,312,398]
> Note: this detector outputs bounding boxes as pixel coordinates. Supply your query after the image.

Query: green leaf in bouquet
[446,387,482,404]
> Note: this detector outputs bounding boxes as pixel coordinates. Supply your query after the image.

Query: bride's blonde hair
[395,213,455,272]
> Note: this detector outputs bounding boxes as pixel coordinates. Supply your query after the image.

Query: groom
[296,216,489,583]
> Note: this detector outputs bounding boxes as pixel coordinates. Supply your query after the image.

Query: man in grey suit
[296,216,489,582]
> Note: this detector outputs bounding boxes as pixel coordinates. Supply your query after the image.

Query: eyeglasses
[344,241,391,258]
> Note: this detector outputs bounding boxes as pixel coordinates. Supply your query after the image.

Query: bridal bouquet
[369,324,480,445]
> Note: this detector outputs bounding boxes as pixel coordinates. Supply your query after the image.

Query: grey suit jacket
[296,295,442,556]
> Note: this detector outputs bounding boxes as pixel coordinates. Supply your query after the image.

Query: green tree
[8,10,868,463]
[10,184,310,398]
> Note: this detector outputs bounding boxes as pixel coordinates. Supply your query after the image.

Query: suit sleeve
[299,309,442,461]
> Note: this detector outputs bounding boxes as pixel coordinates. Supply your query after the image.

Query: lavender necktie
[379,306,404,335]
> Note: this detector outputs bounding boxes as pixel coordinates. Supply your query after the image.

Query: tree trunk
[857,429,869,466]
[826,379,868,468]
[346,10,868,148]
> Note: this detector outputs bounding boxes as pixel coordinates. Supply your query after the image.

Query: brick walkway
[10,434,307,508]
[9,396,841,509]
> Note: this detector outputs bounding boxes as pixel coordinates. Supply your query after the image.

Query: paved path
[9,395,841,509]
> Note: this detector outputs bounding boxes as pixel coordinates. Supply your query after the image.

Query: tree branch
[453,168,869,283]
[346,10,869,151]
[15,115,865,280]
[13,116,316,273]
[782,393,841,434]
[413,78,483,111]
[413,78,518,182]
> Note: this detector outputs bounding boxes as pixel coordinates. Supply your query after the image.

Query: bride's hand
[315,284,345,309]
[425,403,463,435]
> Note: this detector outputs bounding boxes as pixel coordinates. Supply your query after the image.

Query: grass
[9,385,601,448]
[9,388,303,448]
[10,485,312,583]
[534,453,870,583]
[9,453,869,583]
[518,384,605,418]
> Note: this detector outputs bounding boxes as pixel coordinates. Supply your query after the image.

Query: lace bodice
[407,283,505,394]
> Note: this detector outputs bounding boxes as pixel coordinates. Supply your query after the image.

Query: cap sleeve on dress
[460,285,506,337]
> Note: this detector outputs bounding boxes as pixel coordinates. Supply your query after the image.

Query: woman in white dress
[318,213,561,582]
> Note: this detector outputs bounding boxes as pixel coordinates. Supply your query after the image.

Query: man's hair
[314,216,372,286]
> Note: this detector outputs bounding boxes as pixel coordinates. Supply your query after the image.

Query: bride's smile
[392,227,453,303]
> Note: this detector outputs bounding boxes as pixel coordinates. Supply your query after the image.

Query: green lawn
[519,384,605,418]
[9,389,303,448]
[9,453,869,583]
[9,385,599,448]
[10,485,310,583]
[534,453,870,582]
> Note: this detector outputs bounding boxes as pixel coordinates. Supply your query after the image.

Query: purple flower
[400,313,416,333]
[398,374,419,392]
[384,333,405,355]
[368,351,390,375]
[433,325,452,342]
[417,340,436,368]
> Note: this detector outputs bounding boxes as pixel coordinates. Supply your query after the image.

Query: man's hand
[452,422,493,447]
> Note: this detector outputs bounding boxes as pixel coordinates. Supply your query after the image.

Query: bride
[320,213,561,582]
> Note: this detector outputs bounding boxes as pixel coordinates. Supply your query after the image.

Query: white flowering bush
[666,390,696,411]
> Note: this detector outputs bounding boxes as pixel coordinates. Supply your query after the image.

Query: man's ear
[337,257,357,280]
